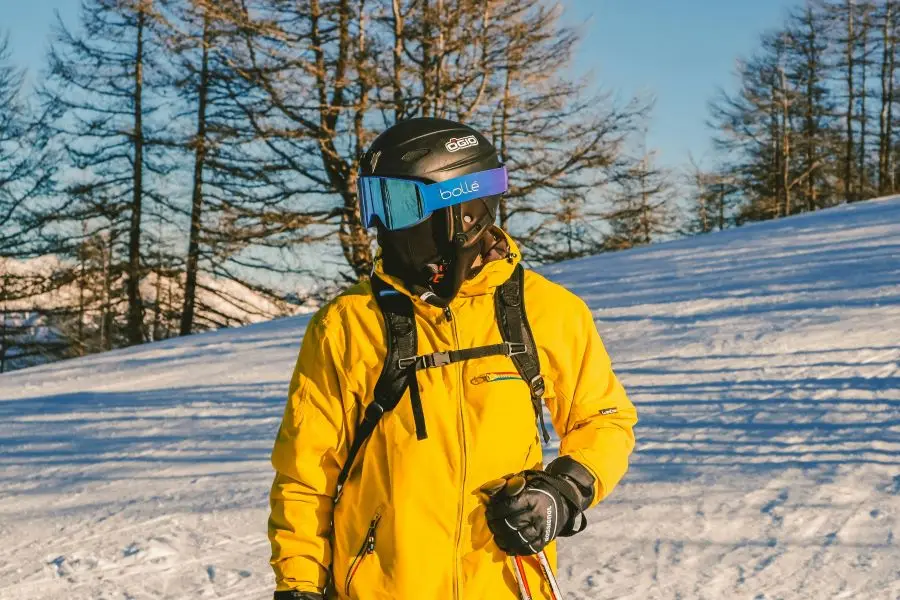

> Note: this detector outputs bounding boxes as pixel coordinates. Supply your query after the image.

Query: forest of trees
[698,0,900,230]
[0,0,895,372]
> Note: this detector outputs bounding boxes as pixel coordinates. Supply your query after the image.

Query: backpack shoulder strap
[336,276,424,490]
[494,263,551,443]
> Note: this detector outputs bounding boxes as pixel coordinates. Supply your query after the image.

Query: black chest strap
[399,341,528,370]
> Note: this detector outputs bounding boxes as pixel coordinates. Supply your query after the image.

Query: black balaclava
[360,118,503,306]
[378,196,498,305]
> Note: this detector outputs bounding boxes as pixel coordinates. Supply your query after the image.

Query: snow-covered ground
[1,198,898,599]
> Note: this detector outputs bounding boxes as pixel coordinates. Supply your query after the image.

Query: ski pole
[536,550,564,600]
[511,555,533,600]
[481,476,564,599]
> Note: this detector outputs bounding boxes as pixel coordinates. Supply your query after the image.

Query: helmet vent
[401,149,431,162]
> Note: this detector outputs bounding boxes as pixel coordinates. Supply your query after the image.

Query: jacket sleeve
[547,299,638,506]
[269,313,349,592]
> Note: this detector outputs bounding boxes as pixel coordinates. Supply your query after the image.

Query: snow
[1,198,899,599]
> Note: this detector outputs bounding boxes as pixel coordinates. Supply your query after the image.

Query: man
[269,118,637,600]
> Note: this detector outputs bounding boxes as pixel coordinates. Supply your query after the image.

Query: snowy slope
[1,198,898,600]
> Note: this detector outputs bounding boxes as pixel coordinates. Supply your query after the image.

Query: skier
[269,118,638,600]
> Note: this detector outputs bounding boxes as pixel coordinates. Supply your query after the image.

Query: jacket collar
[372,228,521,304]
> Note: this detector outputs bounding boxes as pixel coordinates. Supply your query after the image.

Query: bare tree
[39,0,167,345]
[0,32,60,371]
[0,33,55,257]
[606,142,672,250]
[683,156,739,235]
[787,2,835,212]
[225,0,648,279]
[710,31,798,223]
[826,0,878,201]
[856,2,876,198]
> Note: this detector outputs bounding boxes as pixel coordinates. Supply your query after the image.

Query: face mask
[378,198,496,306]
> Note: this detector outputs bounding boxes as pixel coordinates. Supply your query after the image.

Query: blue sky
[1,0,798,170]
[563,0,799,168]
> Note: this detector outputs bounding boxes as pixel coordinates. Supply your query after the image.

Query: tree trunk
[859,7,870,198]
[497,40,515,229]
[718,187,726,230]
[433,0,444,117]
[391,0,404,122]
[420,0,432,117]
[771,82,783,218]
[780,55,791,217]
[152,269,162,341]
[180,9,211,336]
[101,234,112,351]
[846,0,856,202]
[804,6,819,212]
[879,3,889,193]
[308,0,371,278]
[77,238,86,355]
[0,275,6,374]
[888,14,896,193]
[126,5,146,345]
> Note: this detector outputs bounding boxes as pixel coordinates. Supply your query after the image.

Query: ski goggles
[358,166,508,231]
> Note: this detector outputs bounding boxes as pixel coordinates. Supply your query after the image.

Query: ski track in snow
[1,198,899,599]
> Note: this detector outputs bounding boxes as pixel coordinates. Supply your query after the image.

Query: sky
[563,0,799,169]
[1,0,799,171]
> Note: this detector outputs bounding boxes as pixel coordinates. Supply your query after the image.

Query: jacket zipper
[345,513,381,596]
[471,372,524,384]
[447,303,466,600]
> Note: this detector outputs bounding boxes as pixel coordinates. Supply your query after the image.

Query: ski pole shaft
[537,550,564,600]
[511,555,532,600]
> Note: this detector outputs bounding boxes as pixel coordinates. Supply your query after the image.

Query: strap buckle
[427,351,452,368]
[397,356,418,370]
[528,374,546,398]
[399,351,453,370]
[505,342,528,357]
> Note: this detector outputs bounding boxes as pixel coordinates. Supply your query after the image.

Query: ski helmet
[358,117,504,305]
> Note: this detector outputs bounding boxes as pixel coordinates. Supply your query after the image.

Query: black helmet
[359,117,503,305]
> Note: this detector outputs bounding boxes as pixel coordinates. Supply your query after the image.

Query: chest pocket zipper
[345,513,381,596]
[471,372,525,385]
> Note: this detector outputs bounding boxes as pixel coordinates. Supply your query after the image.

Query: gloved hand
[273,592,324,600]
[481,457,595,556]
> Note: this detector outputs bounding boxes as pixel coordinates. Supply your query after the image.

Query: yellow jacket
[269,233,637,599]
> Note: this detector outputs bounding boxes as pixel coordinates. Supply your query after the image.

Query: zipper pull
[443,307,453,322]
[471,374,493,384]
[366,514,381,554]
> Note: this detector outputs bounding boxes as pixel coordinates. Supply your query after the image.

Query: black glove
[481,457,595,556]
[273,592,324,600]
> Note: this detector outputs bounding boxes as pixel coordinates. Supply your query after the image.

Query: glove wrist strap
[545,456,596,536]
